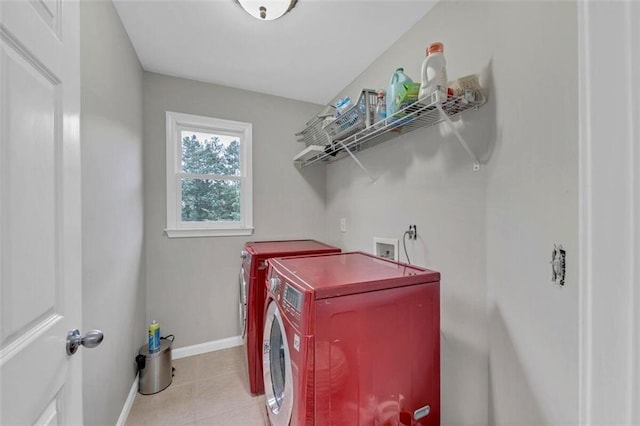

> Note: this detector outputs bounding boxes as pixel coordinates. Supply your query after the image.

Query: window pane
[181,131,240,176]
[181,178,240,222]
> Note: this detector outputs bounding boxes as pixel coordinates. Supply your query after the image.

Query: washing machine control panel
[280,282,304,330]
[268,269,305,327]
[283,285,302,312]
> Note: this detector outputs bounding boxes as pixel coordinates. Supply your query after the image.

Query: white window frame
[165,111,253,238]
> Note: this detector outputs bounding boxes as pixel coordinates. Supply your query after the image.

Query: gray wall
[80,1,146,425]
[324,1,577,424]
[143,73,327,347]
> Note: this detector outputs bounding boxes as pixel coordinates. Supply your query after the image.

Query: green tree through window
[181,133,241,222]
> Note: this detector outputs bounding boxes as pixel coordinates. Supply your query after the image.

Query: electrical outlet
[551,244,566,286]
[407,225,417,240]
[340,218,347,233]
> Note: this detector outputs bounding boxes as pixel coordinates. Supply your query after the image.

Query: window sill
[165,227,254,238]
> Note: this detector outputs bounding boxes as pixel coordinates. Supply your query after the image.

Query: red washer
[262,251,440,425]
[239,240,340,395]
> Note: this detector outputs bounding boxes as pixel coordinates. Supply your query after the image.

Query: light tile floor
[126,346,267,426]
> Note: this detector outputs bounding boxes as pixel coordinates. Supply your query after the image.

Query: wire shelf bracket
[337,140,377,183]
[435,103,481,171]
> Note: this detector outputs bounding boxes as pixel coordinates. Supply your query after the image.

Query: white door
[0,0,83,424]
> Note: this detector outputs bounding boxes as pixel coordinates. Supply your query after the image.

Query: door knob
[66,329,104,355]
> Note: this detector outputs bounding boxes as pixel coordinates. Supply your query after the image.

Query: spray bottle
[148,320,160,352]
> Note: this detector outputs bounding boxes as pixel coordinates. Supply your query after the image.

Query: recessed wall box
[373,237,399,261]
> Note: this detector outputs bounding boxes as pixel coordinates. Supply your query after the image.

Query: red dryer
[239,240,341,395]
[262,251,440,425]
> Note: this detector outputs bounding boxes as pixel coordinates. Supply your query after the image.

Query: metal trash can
[136,339,173,395]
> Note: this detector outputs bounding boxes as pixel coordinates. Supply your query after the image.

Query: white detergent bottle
[419,42,448,104]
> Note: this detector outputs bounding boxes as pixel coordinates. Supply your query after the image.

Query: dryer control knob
[269,276,280,293]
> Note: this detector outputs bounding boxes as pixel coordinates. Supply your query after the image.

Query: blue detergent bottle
[386,68,412,123]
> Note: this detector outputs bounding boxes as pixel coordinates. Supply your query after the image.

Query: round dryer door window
[263,301,293,426]
[269,320,286,407]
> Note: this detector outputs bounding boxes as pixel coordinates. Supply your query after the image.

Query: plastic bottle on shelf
[418,42,448,104]
[386,68,412,123]
[374,90,386,128]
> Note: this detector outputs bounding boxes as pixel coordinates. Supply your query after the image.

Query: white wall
[80,1,146,425]
[325,1,490,423]
[324,1,578,424]
[485,2,578,424]
[143,73,327,348]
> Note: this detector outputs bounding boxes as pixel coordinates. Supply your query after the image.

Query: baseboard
[115,375,139,426]
[172,335,243,360]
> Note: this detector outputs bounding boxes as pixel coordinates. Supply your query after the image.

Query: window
[165,111,253,238]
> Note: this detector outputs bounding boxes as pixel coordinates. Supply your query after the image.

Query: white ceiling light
[236,0,297,21]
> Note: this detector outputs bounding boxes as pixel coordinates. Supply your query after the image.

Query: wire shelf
[293,92,486,169]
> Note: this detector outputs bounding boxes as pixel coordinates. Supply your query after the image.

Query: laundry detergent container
[136,340,173,394]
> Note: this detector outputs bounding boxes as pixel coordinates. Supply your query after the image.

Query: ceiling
[112,0,437,105]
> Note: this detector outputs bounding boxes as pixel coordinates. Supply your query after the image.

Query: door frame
[578,0,639,423]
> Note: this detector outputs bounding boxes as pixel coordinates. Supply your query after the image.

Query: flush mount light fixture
[236,0,298,21]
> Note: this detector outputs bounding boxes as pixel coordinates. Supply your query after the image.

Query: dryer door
[263,300,293,426]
